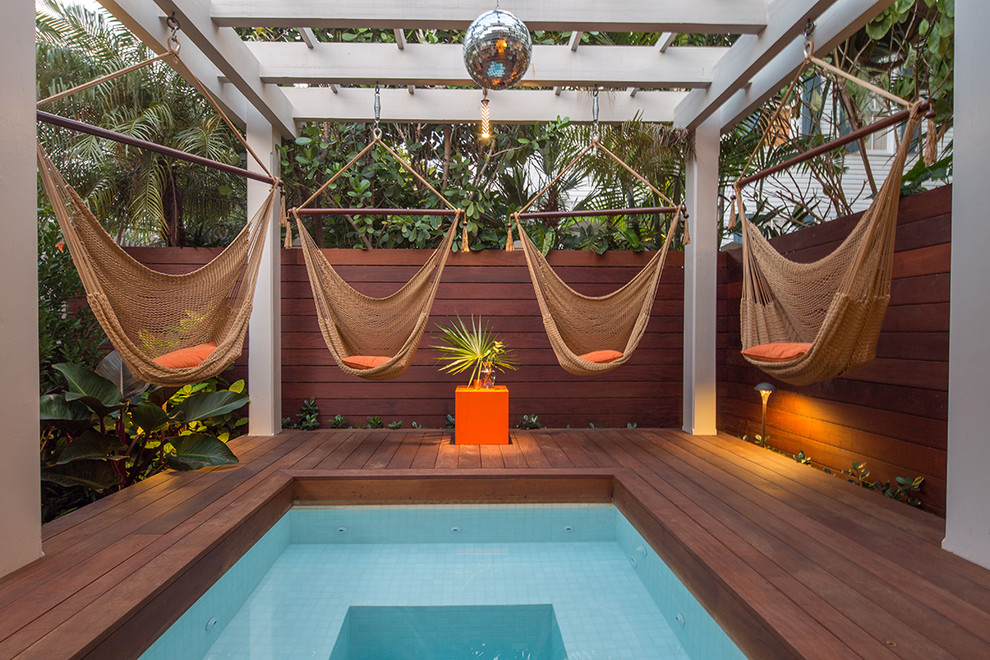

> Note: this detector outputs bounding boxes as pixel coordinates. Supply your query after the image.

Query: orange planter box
[454,385,509,445]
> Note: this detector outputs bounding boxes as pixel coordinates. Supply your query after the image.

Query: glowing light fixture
[480,93,491,140]
[754,382,776,442]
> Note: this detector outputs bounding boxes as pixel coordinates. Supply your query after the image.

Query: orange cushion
[342,355,391,370]
[741,342,812,363]
[578,349,624,364]
[153,342,217,369]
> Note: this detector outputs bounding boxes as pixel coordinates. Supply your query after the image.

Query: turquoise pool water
[141,504,744,659]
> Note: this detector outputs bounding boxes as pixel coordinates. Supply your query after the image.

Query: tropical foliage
[36,0,248,246]
[40,360,248,521]
[280,115,689,253]
[38,199,105,393]
[723,0,954,240]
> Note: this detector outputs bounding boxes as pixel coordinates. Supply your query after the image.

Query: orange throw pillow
[578,349,624,364]
[342,355,391,370]
[153,342,217,369]
[741,342,812,363]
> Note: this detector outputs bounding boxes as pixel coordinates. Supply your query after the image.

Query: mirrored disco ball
[463,9,532,90]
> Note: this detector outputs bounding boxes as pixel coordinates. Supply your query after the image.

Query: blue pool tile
[142,504,742,660]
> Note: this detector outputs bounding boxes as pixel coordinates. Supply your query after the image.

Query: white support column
[682,116,720,435]
[247,109,282,437]
[0,0,42,576]
[943,0,990,568]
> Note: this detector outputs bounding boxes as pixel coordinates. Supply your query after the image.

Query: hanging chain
[373,84,382,139]
[591,87,600,144]
[166,12,181,53]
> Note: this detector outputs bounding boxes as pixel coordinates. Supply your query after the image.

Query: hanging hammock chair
[36,36,279,386]
[508,120,687,376]
[733,36,932,386]
[288,112,464,381]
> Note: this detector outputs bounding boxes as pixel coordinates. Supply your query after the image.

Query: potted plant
[432,317,517,444]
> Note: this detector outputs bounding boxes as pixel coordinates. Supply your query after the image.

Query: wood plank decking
[2,428,989,659]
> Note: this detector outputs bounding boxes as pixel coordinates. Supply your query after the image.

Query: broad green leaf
[40,394,91,422]
[56,430,125,464]
[165,434,238,470]
[42,460,121,490]
[294,136,313,146]
[95,351,149,400]
[173,390,250,422]
[129,403,170,433]
[55,363,123,417]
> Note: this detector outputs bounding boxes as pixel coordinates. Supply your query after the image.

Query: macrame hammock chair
[508,122,687,376]
[288,118,464,381]
[36,33,278,386]
[732,36,933,386]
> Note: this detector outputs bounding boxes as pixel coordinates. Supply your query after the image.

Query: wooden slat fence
[127,183,952,512]
[717,184,951,514]
[128,246,686,430]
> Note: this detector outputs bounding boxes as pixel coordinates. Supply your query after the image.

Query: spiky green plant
[431,316,517,387]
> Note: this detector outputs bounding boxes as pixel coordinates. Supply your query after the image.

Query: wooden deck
[2,428,990,659]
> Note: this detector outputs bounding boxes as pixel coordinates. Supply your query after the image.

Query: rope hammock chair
[36,23,279,386]
[288,97,464,381]
[508,96,688,376]
[732,32,933,386]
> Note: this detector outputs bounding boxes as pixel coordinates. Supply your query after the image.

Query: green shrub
[38,211,106,393]
[40,363,248,522]
[283,398,321,430]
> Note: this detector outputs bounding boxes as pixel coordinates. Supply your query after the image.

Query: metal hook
[803,19,815,57]
[166,12,181,52]
[591,87,600,143]
[373,83,381,137]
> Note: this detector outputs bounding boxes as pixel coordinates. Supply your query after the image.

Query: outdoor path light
[755,382,776,442]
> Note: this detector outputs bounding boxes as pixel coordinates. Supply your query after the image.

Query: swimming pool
[141,504,743,659]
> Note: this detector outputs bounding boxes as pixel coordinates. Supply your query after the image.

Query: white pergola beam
[299,26,317,48]
[394,29,406,50]
[683,117,720,435]
[715,0,901,131]
[210,0,770,33]
[656,32,678,53]
[98,0,250,123]
[243,43,725,88]
[674,0,843,130]
[151,0,297,138]
[568,31,583,51]
[944,0,990,570]
[246,110,282,437]
[285,87,686,123]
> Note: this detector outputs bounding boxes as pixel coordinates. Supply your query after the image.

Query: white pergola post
[0,0,42,577]
[943,0,990,568]
[682,117,720,435]
[246,109,282,437]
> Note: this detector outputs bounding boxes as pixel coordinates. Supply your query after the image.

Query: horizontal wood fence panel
[128,244,684,429]
[718,184,951,514]
[281,313,686,335]
[283,330,685,351]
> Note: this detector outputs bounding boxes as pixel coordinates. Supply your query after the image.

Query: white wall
[0,0,43,576]
[943,0,990,568]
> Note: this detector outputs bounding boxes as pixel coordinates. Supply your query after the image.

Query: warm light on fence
[480,97,491,140]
